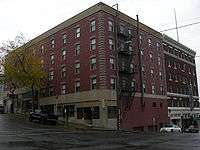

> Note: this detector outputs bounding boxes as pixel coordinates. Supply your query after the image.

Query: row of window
[142,82,165,95]
[167,85,198,96]
[142,66,164,80]
[168,73,197,86]
[47,76,117,96]
[168,99,199,107]
[167,60,196,76]
[164,43,195,63]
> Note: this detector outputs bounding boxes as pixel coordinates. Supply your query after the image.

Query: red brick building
[14,2,169,131]
[163,35,200,129]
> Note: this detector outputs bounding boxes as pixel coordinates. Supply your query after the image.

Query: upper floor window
[50,55,55,65]
[158,57,161,65]
[62,49,66,61]
[143,82,146,93]
[110,58,115,69]
[61,66,66,78]
[151,84,156,94]
[90,20,96,32]
[109,39,114,50]
[108,20,114,32]
[110,77,116,90]
[119,25,124,34]
[159,71,163,80]
[160,85,164,95]
[149,53,153,62]
[41,45,44,54]
[139,34,142,44]
[156,42,160,50]
[91,77,97,90]
[90,38,96,50]
[75,81,80,92]
[90,57,96,70]
[61,84,66,95]
[150,68,154,77]
[148,38,151,46]
[49,71,54,80]
[50,39,55,48]
[142,66,145,75]
[75,62,80,74]
[76,27,80,38]
[62,34,67,44]
[75,44,80,56]
[49,86,54,96]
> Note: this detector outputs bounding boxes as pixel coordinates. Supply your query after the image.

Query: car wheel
[171,129,173,132]
[29,117,33,122]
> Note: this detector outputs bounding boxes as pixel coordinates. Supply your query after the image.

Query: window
[62,49,66,60]
[156,42,160,50]
[152,102,156,107]
[61,84,66,95]
[150,69,154,76]
[90,20,96,32]
[159,71,163,80]
[90,57,96,70]
[41,45,44,54]
[142,66,145,75]
[61,66,66,78]
[75,63,80,74]
[92,106,100,119]
[148,38,151,46]
[152,84,156,94]
[75,81,80,92]
[108,21,114,32]
[160,86,164,95]
[110,77,116,90]
[77,108,84,119]
[110,58,115,69]
[158,57,161,65]
[90,38,96,50]
[139,34,142,44]
[75,44,80,56]
[109,39,114,50]
[91,77,97,90]
[169,73,172,80]
[149,53,153,62]
[50,39,55,48]
[119,25,124,34]
[143,82,146,93]
[174,62,177,69]
[168,61,171,67]
[76,27,80,38]
[49,71,54,80]
[62,34,67,44]
[49,86,54,96]
[67,105,75,117]
[108,106,117,118]
[50,55,54,65]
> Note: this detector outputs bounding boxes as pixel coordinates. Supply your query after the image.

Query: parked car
[29,110,58,124]
[160,124,182,133]
[184,125,199,133]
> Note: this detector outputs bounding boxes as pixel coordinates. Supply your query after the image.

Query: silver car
[160,124,182,133]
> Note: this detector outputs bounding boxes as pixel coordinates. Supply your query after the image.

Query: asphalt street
[0,114,199,150]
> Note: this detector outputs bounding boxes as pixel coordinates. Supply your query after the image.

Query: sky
[0,0,200,91]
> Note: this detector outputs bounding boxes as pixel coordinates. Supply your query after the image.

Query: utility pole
[136,15,144,109]
[174,8,179,42]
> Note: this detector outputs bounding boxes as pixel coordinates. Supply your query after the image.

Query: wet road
[0,115,199,150]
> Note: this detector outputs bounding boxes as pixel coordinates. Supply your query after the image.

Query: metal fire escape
[117,25,136,123]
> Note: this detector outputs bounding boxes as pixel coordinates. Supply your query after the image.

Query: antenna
[174,8,179,42]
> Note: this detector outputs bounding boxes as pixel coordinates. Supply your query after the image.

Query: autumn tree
[0,34,46,112]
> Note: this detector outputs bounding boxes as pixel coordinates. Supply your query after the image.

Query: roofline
[163,34,196,56]
[26,2,162,46]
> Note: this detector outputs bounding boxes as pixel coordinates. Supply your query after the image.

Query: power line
[160,21,200,32]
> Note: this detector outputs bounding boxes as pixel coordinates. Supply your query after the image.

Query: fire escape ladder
[117,26,136,123]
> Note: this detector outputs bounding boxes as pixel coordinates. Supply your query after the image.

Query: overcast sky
[0,0,200,91]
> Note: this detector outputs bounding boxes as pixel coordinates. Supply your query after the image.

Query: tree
[0,34,46,112]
